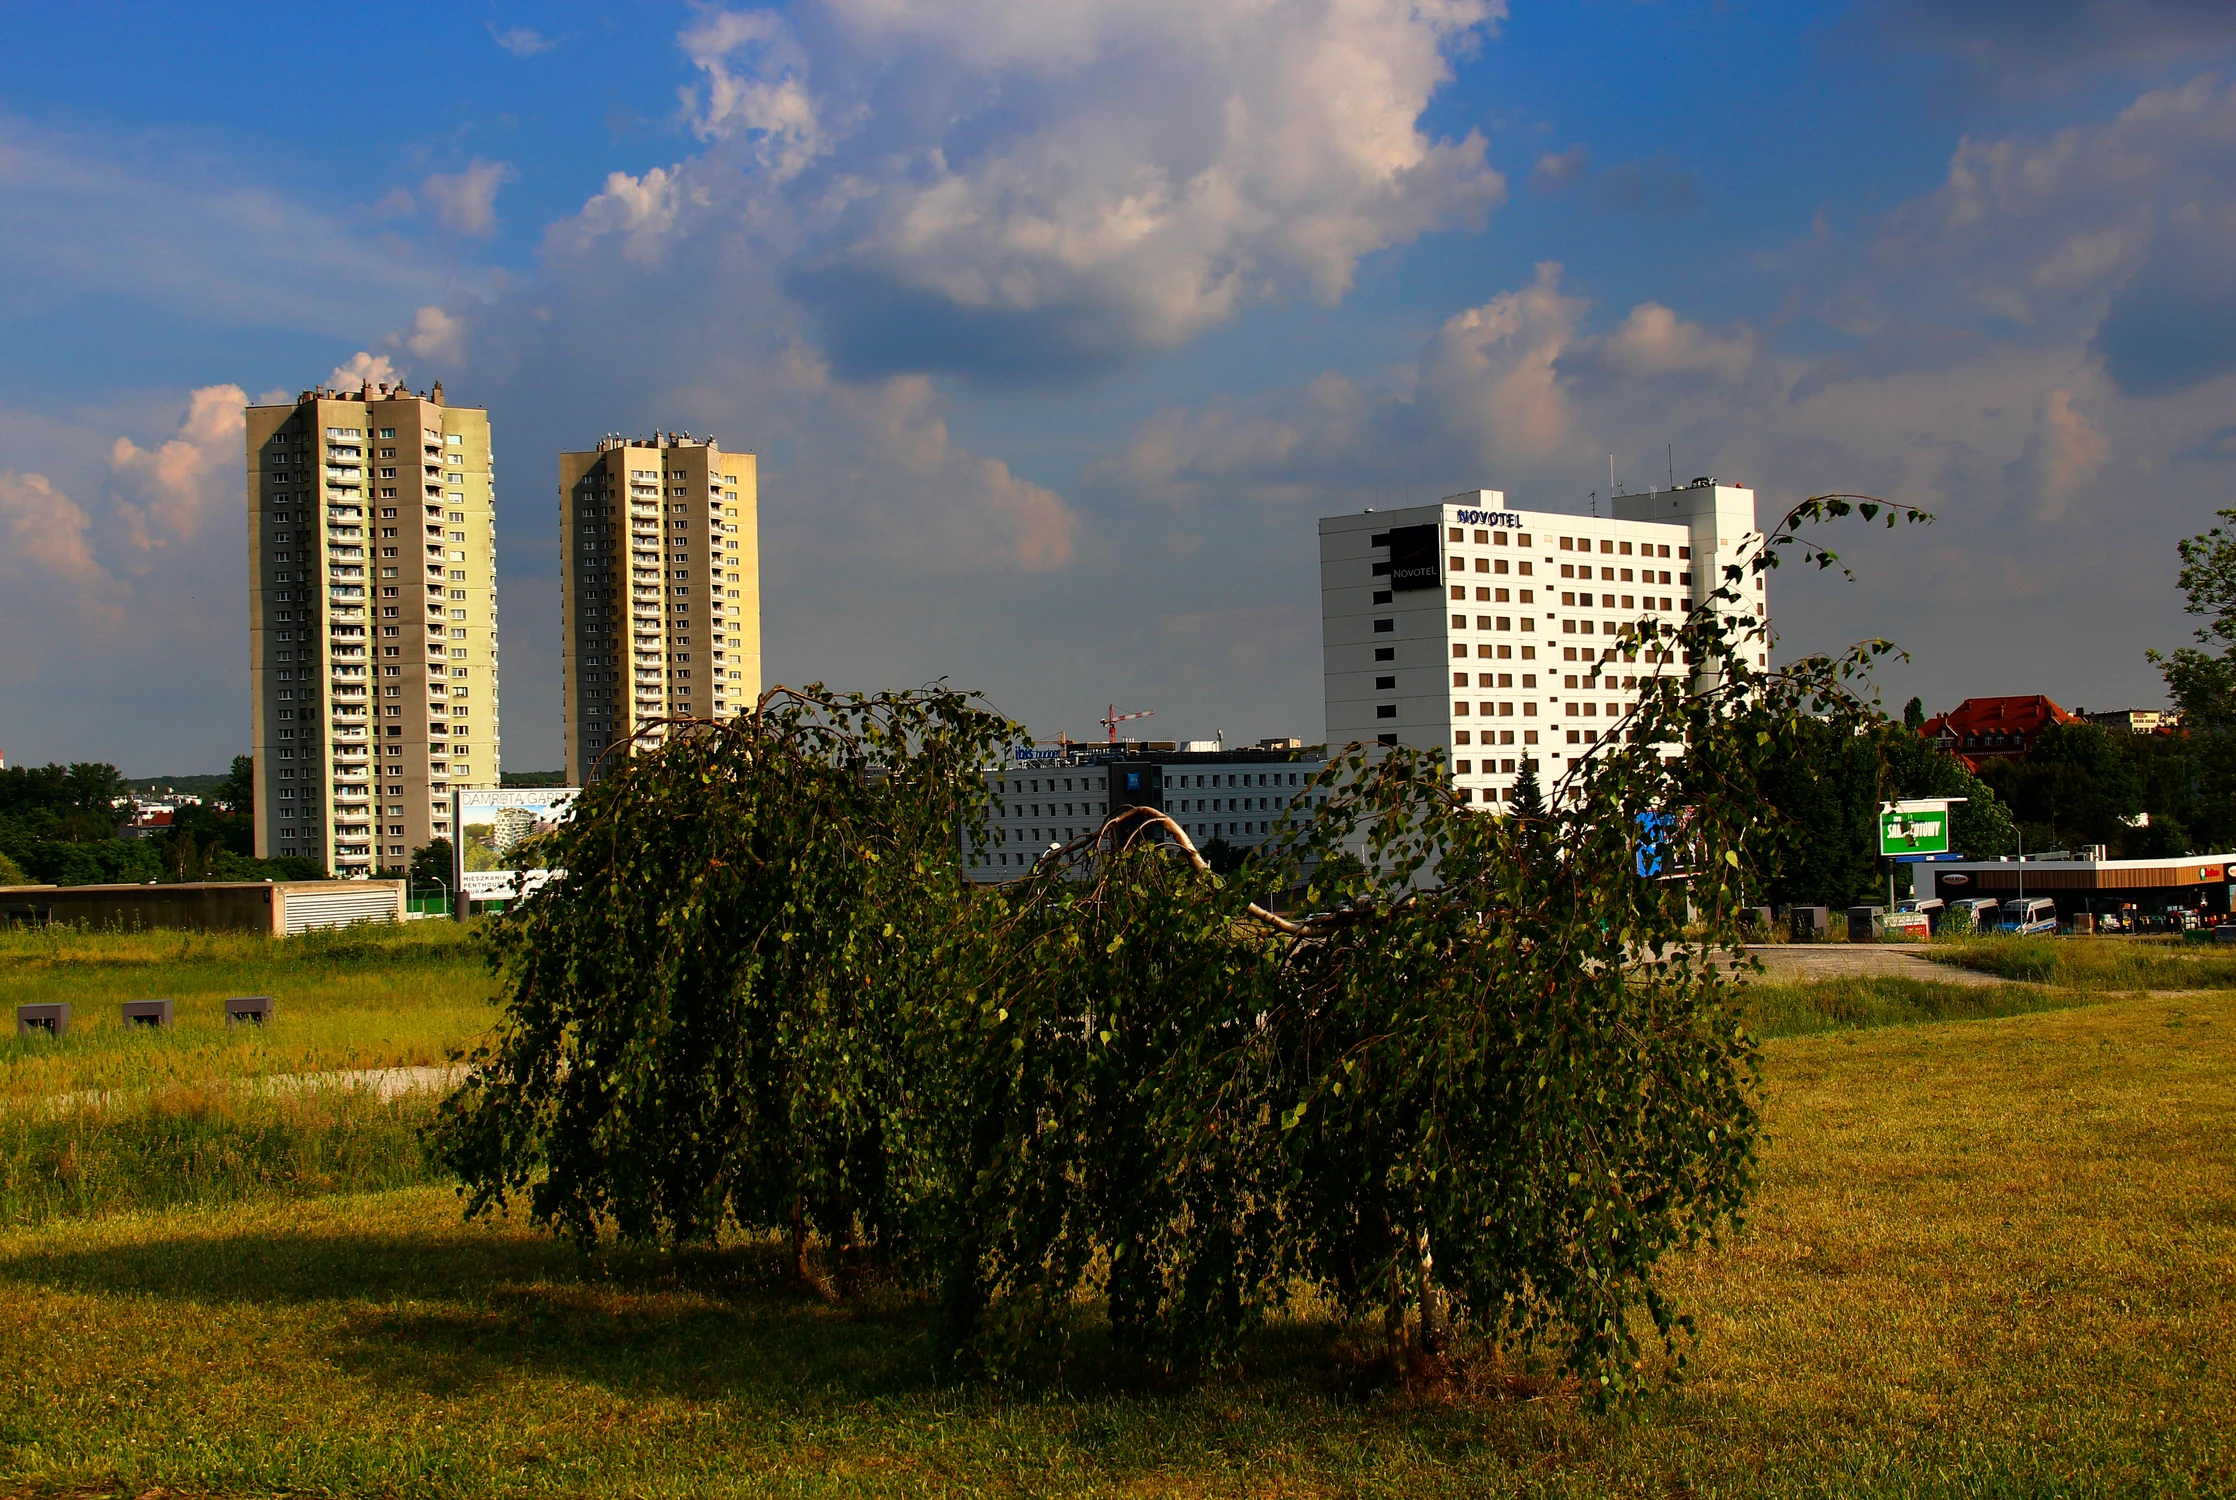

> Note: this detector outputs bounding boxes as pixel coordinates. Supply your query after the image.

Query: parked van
[1888,897,1946,937]
[1946,897,2001,934]
[1996,897,2058,936]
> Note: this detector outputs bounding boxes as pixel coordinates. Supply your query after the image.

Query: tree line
[0,756,322,887]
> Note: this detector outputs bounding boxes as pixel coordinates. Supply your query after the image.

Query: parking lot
[1746,944,2014,987]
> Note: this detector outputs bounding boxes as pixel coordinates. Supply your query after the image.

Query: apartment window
[1371,590,1393,605]
[1373,619,1394,633]
[1373,647,1395,662]
[1376,705,1398,719]
[1376,675,1397,690]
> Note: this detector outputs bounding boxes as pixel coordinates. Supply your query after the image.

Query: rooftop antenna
[1667,443,1674,490]
[1588,489,1597,518]
[1609,452,1618,497]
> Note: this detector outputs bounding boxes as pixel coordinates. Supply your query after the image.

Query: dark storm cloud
[1871,0,2236,75]
[2091,208,2236,396]
[785,263,1154,385]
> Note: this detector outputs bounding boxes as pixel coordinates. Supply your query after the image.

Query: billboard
[1386,524,1441,592]
[453,787,579,905]
[1879,800,1952,857]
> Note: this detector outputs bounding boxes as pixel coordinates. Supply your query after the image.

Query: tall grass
[0,923,478,1227]
[0,919,498,1103]
[1927,935,2236,990]
[1740,974,2075,1038]
[0,1086,435,1228]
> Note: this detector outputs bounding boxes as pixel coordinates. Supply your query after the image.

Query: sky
[5,0,2236,775]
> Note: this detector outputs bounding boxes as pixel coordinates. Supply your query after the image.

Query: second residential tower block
[560,433,761,784]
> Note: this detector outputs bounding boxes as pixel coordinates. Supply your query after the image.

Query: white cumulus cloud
[638,0,1509,378]
[421,159,515,238]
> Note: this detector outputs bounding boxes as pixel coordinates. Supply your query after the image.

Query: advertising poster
[1879,800,1952,857]
[1385,523,1440,592]
[452,788,579,905]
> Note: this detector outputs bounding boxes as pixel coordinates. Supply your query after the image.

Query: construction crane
[1101,704,1154,744]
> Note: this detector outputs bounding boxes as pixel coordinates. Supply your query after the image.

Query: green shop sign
[1879,799,1954,857]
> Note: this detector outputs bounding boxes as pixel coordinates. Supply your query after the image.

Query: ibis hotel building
[559,433,760,785]
[963,746,1329,878]
[245,382,499,875]
[1319,479,1766,810]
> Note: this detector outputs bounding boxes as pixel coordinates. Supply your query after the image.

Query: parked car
[1945,897,2001,934]
[1996,897,2059,936]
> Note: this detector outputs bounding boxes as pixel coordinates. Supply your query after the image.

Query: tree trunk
[1415,1229,1447,1356]
[1384,1257,1407,1355]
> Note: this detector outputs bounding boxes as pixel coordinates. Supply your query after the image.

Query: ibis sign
[1879,799,1956,857]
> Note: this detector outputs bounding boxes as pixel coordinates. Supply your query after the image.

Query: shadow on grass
[0,1212,1560,1427]
[0,1219,945,1400]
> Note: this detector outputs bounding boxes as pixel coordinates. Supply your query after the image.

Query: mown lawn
[0,925,2228,1496]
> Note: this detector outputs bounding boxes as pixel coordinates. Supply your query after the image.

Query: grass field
[1924,934,2236,991]
[1,927,2231,1496]
[0,922,490,1226]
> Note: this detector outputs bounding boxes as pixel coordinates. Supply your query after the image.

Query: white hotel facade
[1320,479,1766,809]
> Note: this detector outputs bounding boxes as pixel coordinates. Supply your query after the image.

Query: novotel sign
[1453,507,1524,528]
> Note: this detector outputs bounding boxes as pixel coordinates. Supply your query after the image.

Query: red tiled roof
[1918,694,2074,765]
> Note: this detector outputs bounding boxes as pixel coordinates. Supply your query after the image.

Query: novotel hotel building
[1319,480,1766,810]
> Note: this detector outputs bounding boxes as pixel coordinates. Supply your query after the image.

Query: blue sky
[6,1,2236,773]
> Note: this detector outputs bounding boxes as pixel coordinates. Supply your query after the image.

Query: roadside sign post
[1879,799,1964,915]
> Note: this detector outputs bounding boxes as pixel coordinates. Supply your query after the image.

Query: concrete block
[122,999,174,1028]
[17,1003,69,1038]
[1787,904,1830,940]
[225,995,275,1027]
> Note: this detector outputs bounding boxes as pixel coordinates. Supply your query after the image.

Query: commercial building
[245,382,498,875]
[2082,707,2176,734]
[964,747,1327,878]
[559,433,761,785]
[1319,479,1765,809]
[1914,853,2235,927]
